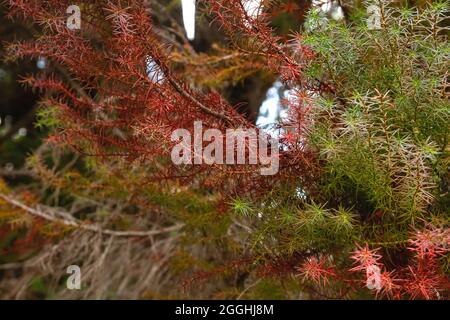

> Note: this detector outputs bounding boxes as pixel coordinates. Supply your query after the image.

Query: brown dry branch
[0,193,184,237]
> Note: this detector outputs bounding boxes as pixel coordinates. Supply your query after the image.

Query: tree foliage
[0,0,448,299]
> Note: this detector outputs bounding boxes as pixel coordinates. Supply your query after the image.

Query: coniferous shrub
[0,0,448,299]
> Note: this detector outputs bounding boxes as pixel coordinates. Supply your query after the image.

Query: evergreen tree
[0,0,448,299]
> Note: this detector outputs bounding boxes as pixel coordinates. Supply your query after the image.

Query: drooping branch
[167,77,236,125]
[0,193,184,238]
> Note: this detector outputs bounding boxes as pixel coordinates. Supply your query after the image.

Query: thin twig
[168,77,235,125]
[237,278,262,300]
[0,193,183,238]
[0,169,37,178]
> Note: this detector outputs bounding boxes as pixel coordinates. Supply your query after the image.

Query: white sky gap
[181,0,196,40]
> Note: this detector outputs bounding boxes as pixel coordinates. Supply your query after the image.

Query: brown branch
[0,193,183,238]
[0,169,37,178]
[168,77,236,125]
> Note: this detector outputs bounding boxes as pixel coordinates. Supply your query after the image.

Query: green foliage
[35,105,61,130]
[226,0,449,298]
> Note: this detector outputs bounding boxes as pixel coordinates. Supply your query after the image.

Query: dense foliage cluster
[0,0,448,299]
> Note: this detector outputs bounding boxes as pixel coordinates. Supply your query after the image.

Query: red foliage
[296,256,336,287]
[348,234,450,299]
[5,0,318,200]
[350,244,382,272]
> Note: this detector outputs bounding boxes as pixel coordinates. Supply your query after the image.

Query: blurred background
[0,3,44,175]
